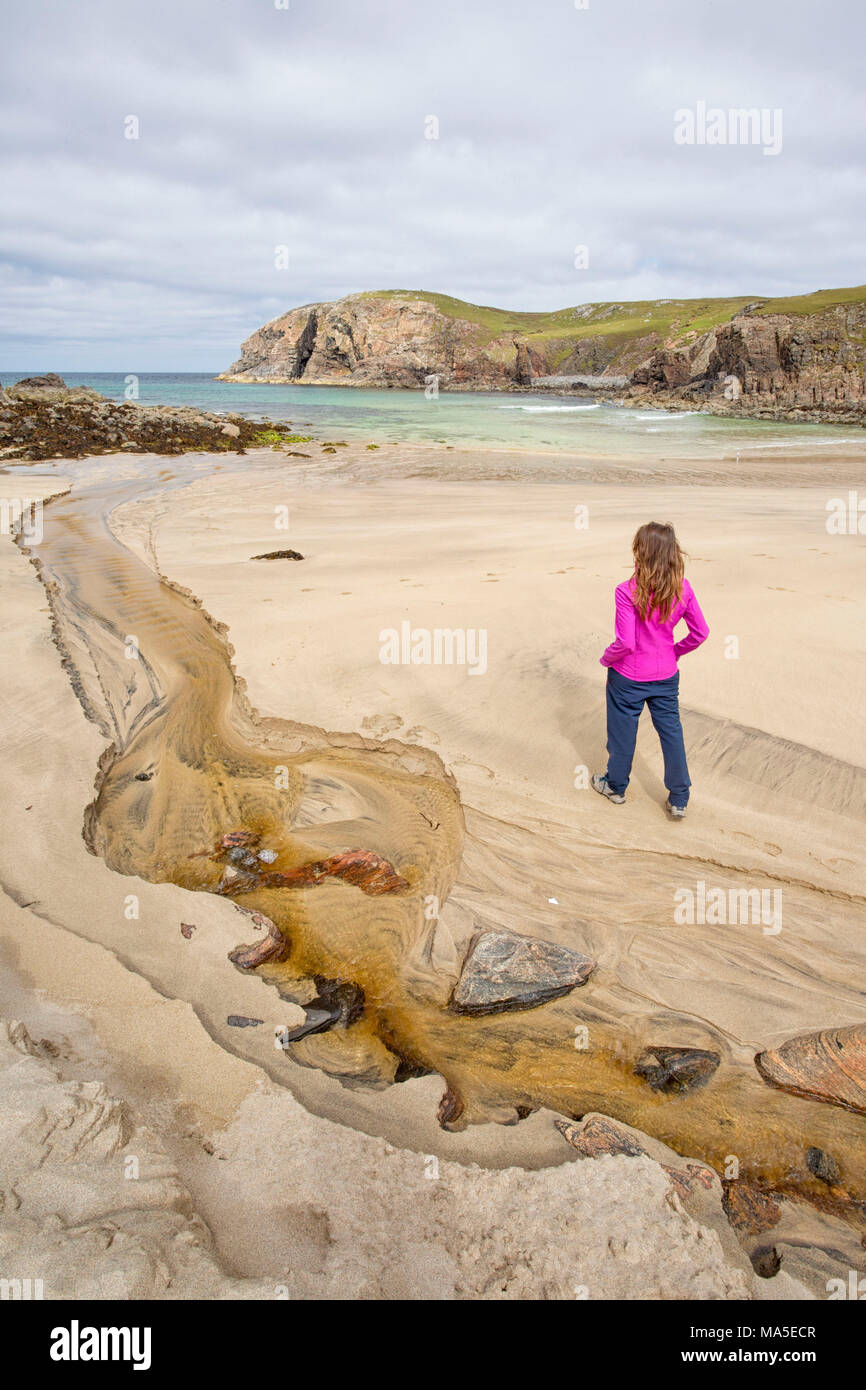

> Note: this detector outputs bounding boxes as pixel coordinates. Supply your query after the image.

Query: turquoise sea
[8,371,863,461]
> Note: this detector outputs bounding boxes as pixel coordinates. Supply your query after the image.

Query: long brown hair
[631,522,685,623]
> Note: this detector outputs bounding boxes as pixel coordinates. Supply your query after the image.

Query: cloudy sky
[1,0,863,369]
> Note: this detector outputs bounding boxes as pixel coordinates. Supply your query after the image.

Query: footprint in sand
[361,713,404,738]
[404,726,440,745]
[455,758,495,780]
[810,853,856,872]
[730,830,782,857]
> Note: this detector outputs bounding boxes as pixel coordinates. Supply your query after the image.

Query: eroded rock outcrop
[220,293,639,391]
[220,293,531,389]
[627,302,866,422]
[221,292,644,390]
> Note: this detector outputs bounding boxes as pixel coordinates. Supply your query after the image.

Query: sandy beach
[1,437,864,1300]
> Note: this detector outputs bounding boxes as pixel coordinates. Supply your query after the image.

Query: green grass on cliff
[361,289,555,338]
[360,285,866,354]
[751,285,866,317]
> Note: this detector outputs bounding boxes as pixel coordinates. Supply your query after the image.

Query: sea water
[5,371,862,461]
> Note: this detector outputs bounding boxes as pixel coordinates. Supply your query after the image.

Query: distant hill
[219,285,866,423]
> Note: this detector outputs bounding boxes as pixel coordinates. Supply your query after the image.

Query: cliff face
[627,302,866,422]
[219,288,866,423]
[219,294,547,389]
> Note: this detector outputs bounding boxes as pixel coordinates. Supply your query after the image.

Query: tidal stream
[21,454,866,1256]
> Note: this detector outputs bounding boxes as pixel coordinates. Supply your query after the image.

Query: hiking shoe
[665,799,687,820]
[592,773,625,805]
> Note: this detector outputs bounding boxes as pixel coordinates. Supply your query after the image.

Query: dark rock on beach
[312,976,365,1028]
[282,1005,342,1042]
[721,1179,783,1236]
[806,1146,842,1186]
[564,1119,861,1235]
[226,1015,264,1028]
[449,929,596,1016]
[252,549,304,561]
[751,1246,783,1279]
[634,1045,720,1094]
[278,976,365,1045]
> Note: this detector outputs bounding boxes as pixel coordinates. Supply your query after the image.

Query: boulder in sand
[721,1180,783,1236]
[449,928,596,1016]
[634,1045,720,1094]
[755,1022,866,1115]
[806,1146,841,1186]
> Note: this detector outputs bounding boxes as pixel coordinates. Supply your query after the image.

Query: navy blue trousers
[605,667,690,807]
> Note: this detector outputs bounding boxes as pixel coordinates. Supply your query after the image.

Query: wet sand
[1,437,865,1297]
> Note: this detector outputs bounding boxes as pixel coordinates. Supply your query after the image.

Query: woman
[592,521,709,818]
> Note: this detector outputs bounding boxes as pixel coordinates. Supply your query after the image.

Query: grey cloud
[1,0,863,368]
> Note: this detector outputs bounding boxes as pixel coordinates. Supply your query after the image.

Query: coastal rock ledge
[0,376,290,461]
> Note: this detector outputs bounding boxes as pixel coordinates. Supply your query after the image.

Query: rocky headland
[218,285,866,424]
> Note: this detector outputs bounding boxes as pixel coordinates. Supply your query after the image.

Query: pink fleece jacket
[600,576,709,681]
